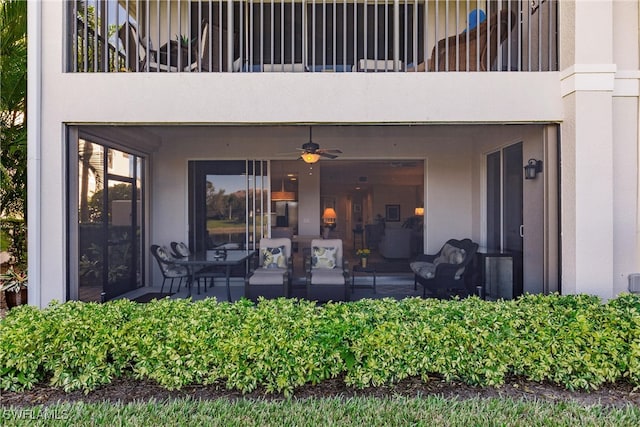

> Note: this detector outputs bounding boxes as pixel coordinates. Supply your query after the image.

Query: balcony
[68,0,556,73]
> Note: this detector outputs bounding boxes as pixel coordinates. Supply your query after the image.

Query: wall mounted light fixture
[524,159,543,180]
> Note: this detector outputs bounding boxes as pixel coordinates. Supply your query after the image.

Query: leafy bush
[0,294,638,394]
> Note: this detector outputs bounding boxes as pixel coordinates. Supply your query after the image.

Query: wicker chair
[411,239,478,298]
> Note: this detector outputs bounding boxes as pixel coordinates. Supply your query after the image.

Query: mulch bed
[1,375,639,409]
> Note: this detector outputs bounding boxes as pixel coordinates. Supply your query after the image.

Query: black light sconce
[524,159,543,180]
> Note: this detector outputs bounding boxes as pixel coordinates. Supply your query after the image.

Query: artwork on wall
[385,204,400,222]
[353,203,361,213]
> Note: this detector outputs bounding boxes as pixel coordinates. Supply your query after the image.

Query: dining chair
[170,241,224,292]
[306,239,350,302]
[150,244,190,294]
[245,238,293,301]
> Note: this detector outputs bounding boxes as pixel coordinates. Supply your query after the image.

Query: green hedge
[1,294,639,395]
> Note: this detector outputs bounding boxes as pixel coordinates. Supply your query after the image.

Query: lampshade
[414,207,424,216]
[302,152,321,164]
[322,207,337,224]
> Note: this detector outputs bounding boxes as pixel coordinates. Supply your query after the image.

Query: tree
[0,0,27,219]
[0,0,27,267]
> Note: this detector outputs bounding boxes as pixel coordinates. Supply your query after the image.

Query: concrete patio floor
[121,273,423,303]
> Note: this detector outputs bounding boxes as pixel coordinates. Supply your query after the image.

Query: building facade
[27,0,639,306]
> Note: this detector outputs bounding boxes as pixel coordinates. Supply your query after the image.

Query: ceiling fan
[297,127,342,163]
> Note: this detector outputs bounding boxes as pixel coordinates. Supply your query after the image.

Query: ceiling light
[302,152,321,164]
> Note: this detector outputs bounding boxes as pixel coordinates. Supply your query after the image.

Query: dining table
[172,249,257,301]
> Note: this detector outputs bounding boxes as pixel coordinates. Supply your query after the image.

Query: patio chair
[306,239,350,302]
[118,22,174,72]
[428,9,516,71]
[245,238,293,301]
[170,241,225,292]
[150,244,190,294]
[410,238,478,298]
[183,19,210,72]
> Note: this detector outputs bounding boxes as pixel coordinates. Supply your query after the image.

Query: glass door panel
[190,160,268,253]
[78,140,106,302]
[486,142,523,298]
[205,173,248,247]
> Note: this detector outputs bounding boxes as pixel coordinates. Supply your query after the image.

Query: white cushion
[249,269,286,285]
[310,269,345,285]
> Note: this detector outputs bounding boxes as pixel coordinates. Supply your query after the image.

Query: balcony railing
[67,0,557,73]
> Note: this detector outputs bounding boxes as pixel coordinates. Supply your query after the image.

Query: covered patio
[69,123,558,304]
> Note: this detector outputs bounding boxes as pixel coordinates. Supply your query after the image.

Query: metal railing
[67,0,557,73]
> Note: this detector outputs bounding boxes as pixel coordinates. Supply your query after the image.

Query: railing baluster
[227,0,234,71]
[333,0,336,70]
[292,0,296,69]
[281,0,285,69]
[343,0,347,70]
[270,0,274,68]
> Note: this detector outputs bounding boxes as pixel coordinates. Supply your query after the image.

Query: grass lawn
[3,396,639,426]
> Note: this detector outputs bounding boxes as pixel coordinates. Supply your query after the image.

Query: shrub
[0,294,638,394]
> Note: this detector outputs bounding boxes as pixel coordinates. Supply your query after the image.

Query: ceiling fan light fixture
[302,152,321,164]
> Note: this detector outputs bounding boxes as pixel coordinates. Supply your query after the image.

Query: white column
[559,0,616,299]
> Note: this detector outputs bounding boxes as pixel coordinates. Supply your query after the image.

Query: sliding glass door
[76,139,145,301]
[188,160,268,253]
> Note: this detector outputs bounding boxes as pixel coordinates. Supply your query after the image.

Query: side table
[352,264,376,293]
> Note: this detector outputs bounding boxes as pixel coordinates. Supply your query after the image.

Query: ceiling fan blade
[323,149,343,154]
[319,152,339,159]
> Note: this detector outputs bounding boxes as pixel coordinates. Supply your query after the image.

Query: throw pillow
[410,261,436,279]
[156,246,174,262]
[261,246,287,269]
[449,248,466,265]
[312,246,337,269]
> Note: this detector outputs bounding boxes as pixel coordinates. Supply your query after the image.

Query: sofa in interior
[378,227,413,259]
